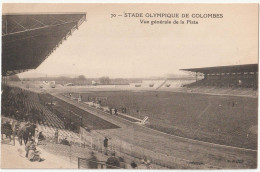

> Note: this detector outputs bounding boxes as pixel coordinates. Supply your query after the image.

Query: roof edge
[180,63,258,71]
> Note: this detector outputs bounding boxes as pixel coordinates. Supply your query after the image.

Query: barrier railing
[78,127,219,169]
[78,158,122,169]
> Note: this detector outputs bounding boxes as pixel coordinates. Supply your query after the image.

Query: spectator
[34,128,39,145]
[28,143,44,162]
[121,107,126,113]
[118,156,126,169]
[25,139,33,158]
[106,152,120,169]
[130,160,137,169]
[54,129,59,144]
[146,160,152,169]
[87,151,98,169]
[12,121,20,146]
[138,159,147,169]
[38,131,45,141]
[103,137,108,155]
[60,138,70,146]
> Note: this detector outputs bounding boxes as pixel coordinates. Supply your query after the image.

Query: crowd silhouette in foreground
[1,119,46,162]
[85,150,152,169]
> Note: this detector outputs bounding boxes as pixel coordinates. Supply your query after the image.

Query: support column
[5,16,8,34]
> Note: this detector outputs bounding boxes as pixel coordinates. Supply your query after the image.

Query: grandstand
[181,64,258,89]
[1,13,86,138]
[1,13,91,166]
[1,12,87,145]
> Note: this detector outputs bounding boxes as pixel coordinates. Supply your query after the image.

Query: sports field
[70,90,257,150]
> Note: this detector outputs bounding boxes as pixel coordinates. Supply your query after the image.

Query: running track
[52,93,257,169]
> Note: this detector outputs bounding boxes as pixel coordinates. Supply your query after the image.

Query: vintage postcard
[1,2,258,170]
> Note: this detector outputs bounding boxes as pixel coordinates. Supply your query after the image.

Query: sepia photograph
[1,2,258,170]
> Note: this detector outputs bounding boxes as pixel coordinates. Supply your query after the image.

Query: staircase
[156,80,167,90]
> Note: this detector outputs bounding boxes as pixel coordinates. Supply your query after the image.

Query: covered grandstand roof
[181,64,258,74]
[2,13,86,76]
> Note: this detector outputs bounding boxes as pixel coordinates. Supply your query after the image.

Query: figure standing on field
[34,128,39,145]
[104,136,108,155]
[54,129,59,144]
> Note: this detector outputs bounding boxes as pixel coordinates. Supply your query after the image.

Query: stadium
[1,12,258,169]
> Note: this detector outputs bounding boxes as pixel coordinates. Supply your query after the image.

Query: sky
[2,3,258,78]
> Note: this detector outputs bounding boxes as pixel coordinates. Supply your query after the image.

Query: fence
[78,127,218,169]
[78,158,122,169]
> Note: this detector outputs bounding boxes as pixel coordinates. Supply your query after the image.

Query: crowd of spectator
[86,150,152,169]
